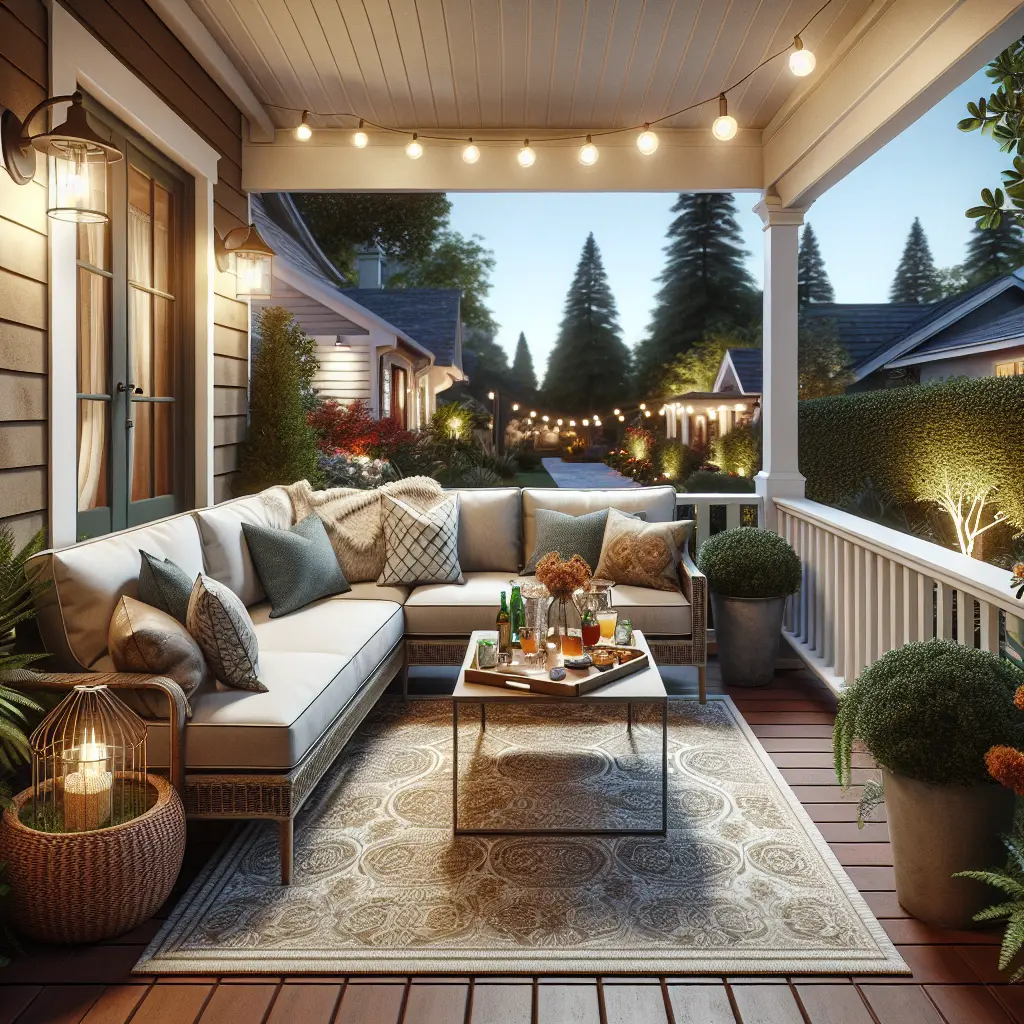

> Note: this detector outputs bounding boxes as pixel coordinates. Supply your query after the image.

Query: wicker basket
[0,773,185,944]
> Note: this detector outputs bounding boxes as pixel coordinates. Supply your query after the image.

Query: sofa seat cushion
[610,585,691,637]
[404,572,519,635]
[146,598,404,771]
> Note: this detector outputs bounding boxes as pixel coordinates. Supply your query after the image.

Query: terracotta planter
[883,769,1016,929]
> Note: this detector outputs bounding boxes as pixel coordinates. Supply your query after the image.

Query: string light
[557,418,563,426]
[789,36,816,77]
[582,418,589,426]
[636,125,659,155]
[569,419,576,427]
[406,133,423,159]
[487,390,495,400]
[613,408,621,416]
[579,135,598,165]
[353,119,368,148]
[512,403,520,411]
[712,94,738,141]
[517,140,536,167]
[530,410,537,418]
[295,111,312,141]
[542,415,549,422]
[617,414,625,422]
[462,139,480,164]
[639,402,646,410]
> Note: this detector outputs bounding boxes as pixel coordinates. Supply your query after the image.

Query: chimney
[356,243,385,289]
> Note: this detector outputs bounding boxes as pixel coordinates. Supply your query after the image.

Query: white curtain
[76,224,107,511]
[128,202,152,499]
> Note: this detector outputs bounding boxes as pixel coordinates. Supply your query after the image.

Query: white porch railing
[675,492,764,548]
[775,497,1023,696]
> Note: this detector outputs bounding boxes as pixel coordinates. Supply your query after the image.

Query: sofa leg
[280,819,294,885]
[698,665,707,705]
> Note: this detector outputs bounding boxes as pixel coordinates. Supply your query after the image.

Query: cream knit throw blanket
[262,476,444,583]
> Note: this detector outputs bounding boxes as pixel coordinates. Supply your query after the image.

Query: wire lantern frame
[29,684,149,833]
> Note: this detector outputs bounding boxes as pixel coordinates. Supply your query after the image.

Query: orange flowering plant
[534,552,592,600]
[1012,562,1024,602]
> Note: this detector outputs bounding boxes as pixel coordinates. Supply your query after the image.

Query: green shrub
[682,470,755,494]
[696,527,801,598]
[658,441,704,483]
[711,423,760,477]
[834,639,1024,788]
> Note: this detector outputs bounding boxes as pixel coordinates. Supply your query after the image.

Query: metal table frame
[452,694,669,837]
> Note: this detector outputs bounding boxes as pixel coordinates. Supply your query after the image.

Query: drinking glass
[519,626,541,664]
[597,609,618,641]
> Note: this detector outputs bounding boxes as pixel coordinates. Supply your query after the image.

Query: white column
[682,410,690,447]
[753,192,806,531]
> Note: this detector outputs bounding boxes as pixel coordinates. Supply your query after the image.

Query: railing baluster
[832,535,844,678]
[725,503,740,530]
[903,567,919,645]
[806,524,818,651]
[955,589,970,646]
[918,574,931,640]
[695,501,710,553]
[936,583,953,640]
[980,601,999,653]
[844,539,856,684]
[876,556,890,658]
[822,531,834,666]
[863,550,877,671]
[890,560,903,651]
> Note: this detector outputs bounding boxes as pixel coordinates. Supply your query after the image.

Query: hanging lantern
[215,224,276,300]
[29,685,148,833]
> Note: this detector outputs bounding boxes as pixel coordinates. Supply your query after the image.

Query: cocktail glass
[597,610,618,641]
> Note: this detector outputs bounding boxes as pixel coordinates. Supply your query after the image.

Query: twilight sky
[446,65,1009,380]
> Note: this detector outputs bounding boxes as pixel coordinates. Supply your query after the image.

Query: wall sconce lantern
[215,224,276,300]
[2,91,122,223]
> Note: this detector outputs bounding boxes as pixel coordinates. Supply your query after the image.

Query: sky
[446,65,1010,380]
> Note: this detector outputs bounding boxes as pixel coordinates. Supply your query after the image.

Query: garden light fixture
[216,224,276,300]
[789,36,816,77]
[295,111,312,141]
[636,125,659,155]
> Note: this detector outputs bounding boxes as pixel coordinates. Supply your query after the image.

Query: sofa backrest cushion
[450,488,521,573]
[29,512,205,672]
[192,493,293,606]
[521,486,677,562]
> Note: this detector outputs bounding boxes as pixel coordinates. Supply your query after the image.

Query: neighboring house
[662,349,760,447]
[251,193,465,429]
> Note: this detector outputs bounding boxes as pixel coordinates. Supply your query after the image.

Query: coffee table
[452,629,668,837]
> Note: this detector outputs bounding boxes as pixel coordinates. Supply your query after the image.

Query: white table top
[453,630,667,702]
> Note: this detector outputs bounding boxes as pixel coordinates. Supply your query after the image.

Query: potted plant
[695,527,801,687]
[834,639,1024,929]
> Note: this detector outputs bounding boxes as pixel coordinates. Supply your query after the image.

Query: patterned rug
[138,697,907,975]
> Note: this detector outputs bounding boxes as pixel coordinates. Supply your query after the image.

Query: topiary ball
[834,639,1024,787]
[696,527,802,598]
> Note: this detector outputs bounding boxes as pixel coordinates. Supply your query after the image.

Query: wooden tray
[464,646,650,697]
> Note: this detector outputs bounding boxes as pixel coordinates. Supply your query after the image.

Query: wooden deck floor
[2,663,1021,1024]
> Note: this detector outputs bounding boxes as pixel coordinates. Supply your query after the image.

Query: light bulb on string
[712,94,738,141]
[613,408,621,416]
[462,139,480,164]
[636,124,659,155]
[542,415,549,423]
[353,119,368,148]
[789,36,816,77]
[518,140,536,168]
[406,134,423,159]
[617,414,625,422]
[295,111,312,142]
[579,135,599,165]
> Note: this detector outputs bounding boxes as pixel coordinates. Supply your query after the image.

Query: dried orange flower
[1015,686,1024,713]
[986,745,1024,796]
[535,552,592,599]
[1014,562,1024,580]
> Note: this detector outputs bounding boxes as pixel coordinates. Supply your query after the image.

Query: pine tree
[510,331,538,396]
[542,233,632,414]
[797,222,835,306]
[634,193,759,390]
[962,218,1024,288]
[236,306,321,493]
[889,218,942,303]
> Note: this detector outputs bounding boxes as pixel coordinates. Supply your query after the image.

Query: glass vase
[548,596,583,657]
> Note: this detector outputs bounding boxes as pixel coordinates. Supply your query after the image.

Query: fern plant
[956,836,1024,982]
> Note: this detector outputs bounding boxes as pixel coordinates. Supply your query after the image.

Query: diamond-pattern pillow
[379,493,464,586]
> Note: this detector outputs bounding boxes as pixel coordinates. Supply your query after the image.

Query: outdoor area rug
[137,696,908,976]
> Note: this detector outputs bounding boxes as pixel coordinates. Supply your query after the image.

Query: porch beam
[763,0,1024,209]
[242,129,763,193]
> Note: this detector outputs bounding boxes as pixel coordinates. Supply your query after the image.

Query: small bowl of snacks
[591,648,618,671]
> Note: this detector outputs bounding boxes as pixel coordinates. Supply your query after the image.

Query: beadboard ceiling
[184,0,872,134]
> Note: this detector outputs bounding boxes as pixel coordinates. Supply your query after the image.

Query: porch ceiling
[183,0,870,134]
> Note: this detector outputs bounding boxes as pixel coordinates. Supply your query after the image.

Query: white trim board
[886,334,1024,368]
[49,2,220,546]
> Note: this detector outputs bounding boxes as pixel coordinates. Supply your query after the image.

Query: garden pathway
[541,457,638,489]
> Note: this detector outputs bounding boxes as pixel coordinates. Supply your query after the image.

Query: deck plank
[197,984,277,1024]
[795,985,875,1024]
[601,983,669,1024]
[79,986,151,1024]
[402,983,468,1024]
[469,983,532,1024]
[730,985,804,1023]
[924,984,1014,1024]
[128,984,214,1024]
[664,985,736,1023]
[335,983,406,1024]
[264,984,341,1024]
[859,985,945,1024]
[12,985,102,1024]
[536,984,601,1024]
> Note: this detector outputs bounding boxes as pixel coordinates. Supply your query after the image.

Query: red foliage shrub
[308,399,414,460]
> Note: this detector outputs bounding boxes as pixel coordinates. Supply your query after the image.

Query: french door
[76,106,193,538]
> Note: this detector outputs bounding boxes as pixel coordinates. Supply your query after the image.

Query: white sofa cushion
[611,585,691,637]
[521,486,677,559]
[193,493,293,606]
[450,488,521,572]
[31,512,205,671]
[404,572,519,635]
[146,598,404,770]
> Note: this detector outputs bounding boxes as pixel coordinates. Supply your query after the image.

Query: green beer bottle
[497,591,512,654]
[509,581,524,648]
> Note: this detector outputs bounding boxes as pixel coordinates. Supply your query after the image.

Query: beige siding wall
[0,0,48,546]
[313,341,373,406]
[918,345,1024,383]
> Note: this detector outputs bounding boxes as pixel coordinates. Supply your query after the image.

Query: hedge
[799,375,1024,531]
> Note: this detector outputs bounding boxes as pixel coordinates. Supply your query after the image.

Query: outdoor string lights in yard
[277,1,829,162]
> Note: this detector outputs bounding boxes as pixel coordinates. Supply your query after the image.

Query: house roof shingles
[251,192,345,290]
[342,288,461,367]
[726,348,762,393]
[911,303,1024,356]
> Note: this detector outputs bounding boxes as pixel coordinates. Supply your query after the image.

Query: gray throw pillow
[186,575,266,693]
[242,515,350,618]
[139,550,193,625]
[524,508,610,573]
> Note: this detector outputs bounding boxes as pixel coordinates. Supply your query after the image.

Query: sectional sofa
[26,484,705,883]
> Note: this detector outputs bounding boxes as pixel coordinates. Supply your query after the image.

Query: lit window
[995,360,1024,377]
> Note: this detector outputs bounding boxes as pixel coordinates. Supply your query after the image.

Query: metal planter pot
[883,769,1016,929]
[710,592,787,688]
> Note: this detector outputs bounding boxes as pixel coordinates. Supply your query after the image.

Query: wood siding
[313,342,372,405]
[0,0,48,547]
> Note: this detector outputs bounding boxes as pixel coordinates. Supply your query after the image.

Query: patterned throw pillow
[108,595,208,718]
[186,575,266,692]
[379,493,464,586]
[138,550,193,625]
[595,509,692,593]
[242,515,350,618]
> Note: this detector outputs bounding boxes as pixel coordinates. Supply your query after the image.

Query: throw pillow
[595,509,693,593]
[523,508,649,574]
[108,595,207,718]
[138,550,193,625]
[186,575,266,692]
[379,492,464,586]
[242,515,350,618]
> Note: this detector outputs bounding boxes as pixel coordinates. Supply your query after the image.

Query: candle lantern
[29,684,148,833]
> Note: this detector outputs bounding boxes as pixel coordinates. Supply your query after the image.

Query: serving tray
[464,646,650,697]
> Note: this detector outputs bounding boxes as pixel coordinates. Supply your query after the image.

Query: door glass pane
[153,184,172,294]
[77,400,108,511]
[77,174,110,271]
[77,268,109,395]
[131,401,152,501]
[153,296,174,397]
[130,286,153,396]
[128,167,152,289]
[153,403,174,497]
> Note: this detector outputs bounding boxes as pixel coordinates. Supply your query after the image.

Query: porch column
[753,192,806,531]
[681,410,690,447]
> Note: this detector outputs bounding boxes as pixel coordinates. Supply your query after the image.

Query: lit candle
[63,735,112,831]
